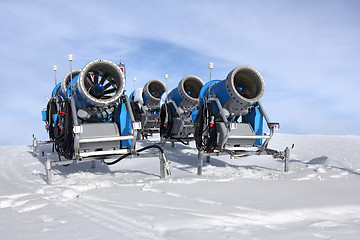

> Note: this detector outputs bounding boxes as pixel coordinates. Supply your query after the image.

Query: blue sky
[0,0,359,145]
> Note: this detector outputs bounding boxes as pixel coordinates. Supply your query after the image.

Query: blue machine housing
[51,69,81,100]
[142,79,166,110]
[167,87,183,107]
[65,74,90,109]
[129,91,134,101]
[242,106,264,146]
[210,66,264,115]
[66,59,125,109]
[114,102,133,148]
[198,80,221,107]
[167,75,204,111]
[51,82,66,99]
[192,80,221,123]
[195,65,267,146]
[42,58,139,164]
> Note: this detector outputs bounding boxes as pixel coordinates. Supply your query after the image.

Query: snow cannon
[51,69,81,99]
[36,57,171,185]
[159,75,204,144]
[203,65,265,116]
[142,79,167,110]
[195,65,290,175]
[167,75,204,111]
[130,79,167,137]
[66,59,125,109]
[63,59,127,123]
[43,59,138,160]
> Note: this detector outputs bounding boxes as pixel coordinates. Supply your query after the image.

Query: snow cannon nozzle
[200,65,265,116]
[142,79,167,110]
[129,79,167,136]
[68,59,125,108]
[51,69,81,99]
[61,69,81,97]
[167,75,204,111]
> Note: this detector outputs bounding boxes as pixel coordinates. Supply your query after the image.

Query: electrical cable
[169,137,188,145]
[103,144,165,166]
[159,103,173,139]
[46,99,57,140]
[53,99,74,160]
[194,102,217,152]
[130,101,141,122]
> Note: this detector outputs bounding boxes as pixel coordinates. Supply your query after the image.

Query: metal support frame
[32,135,53,157]
[45,156,52,185]
[33,141,169,184]
[141,111,161,135]
[197,150,204,175]
[68,94,139,161]
[197,147,290,175]
[33,92,169,184]
[161,99,195,145]
[196,98,290,175]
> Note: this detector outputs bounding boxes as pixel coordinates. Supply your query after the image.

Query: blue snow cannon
[37,58,171,182]
[194,65,282,156]
[167,75,204,111]
[159,75,204,142]
[194,65,289,175]
[45,69,81,135]
[141,79,167,110]
[43,59,135,160]
[51,69,81,99]
[65,59,125,110]
[130,79,167,137]
[200,65,265,116]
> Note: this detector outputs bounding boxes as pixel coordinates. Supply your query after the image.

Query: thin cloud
[0,0,359,145]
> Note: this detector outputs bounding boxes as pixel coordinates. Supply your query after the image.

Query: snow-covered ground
[0,134,359,239]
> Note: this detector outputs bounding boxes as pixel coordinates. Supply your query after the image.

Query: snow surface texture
[0,134,359,239]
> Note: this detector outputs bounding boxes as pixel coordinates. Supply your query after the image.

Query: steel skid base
[193,97,291,175]
[197,147,290,175]
[32,136,170,185]
[161,136,193,147]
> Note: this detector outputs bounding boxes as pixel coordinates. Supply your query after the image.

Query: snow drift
[0,134,359,239]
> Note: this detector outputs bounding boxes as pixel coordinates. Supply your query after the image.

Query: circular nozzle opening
[79,59,125,106]
[62,69,81,95]
[183,76,204,99]
[232,66,264,101]
[147,80,166,99]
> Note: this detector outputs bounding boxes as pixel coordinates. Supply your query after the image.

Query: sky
[0,0,359,145]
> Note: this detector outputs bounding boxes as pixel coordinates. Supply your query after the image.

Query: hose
[103,144,165,166]
[130,101,141,122]
[53,99,74,159]
[194,102,217,152]
[46,99,57,140]
[159,103,173,139]
[169,137,188,145]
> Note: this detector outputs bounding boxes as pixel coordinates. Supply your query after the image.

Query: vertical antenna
[164,74,168,103]
[133,77,136,92]
[53,65,58,87]
[164,74,168,92]
[68,54,74,95]
[208,62,214,100]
